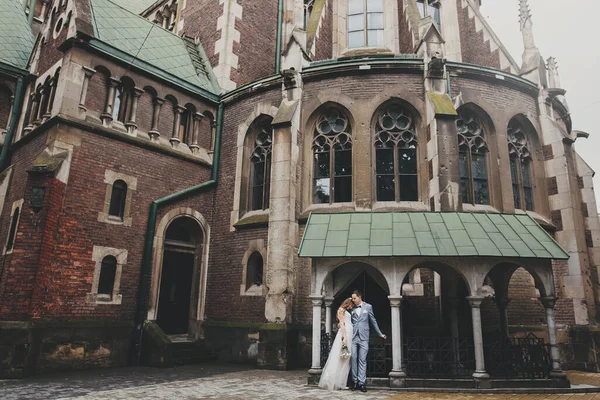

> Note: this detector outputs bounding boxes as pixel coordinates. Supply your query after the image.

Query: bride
[318,298,354,390]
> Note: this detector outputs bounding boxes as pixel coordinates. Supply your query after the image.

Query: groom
[350,289,386,393]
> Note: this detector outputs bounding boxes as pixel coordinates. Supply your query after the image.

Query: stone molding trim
[3,198,23,255]
[0,167,14,228]
[240,239,268,297]
[97,170,138,227]
[214,0,242,91]
[230,102,278,230]
[86,245,127,305]
[147,207,211,323]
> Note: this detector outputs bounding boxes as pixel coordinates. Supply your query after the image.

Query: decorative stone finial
[519,0,536,50]
[547,57,561,88]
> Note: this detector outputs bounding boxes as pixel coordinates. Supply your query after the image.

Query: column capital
[83,66,96,77]
[309,295,323,307]
[154,97,165,106]
[541,296,557,309]
[388,296,403,307]
[108,77,121,87]
[133,87,145,97]
[467,295,485,308]
[323,296,334,307]
[193,112,205,121]
[174,105,186,114]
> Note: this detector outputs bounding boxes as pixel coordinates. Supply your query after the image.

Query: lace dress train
[318,310,353,390]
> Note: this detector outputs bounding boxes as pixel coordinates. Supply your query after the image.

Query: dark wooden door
[157,251,194,334]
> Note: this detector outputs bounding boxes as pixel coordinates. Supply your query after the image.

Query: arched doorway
[156,217,203,335]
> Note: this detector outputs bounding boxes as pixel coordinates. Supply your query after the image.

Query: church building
[0,0,598,389]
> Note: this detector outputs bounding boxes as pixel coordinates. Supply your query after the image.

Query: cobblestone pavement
[1,365,600,400]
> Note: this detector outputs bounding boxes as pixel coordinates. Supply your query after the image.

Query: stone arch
[403,260,473,297]
[231,102,278,223]
[313,259,392,299]
[148,208,211,331]
[86,65,111,113]
[483,260,555,300]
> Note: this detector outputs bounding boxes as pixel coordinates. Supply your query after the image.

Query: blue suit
[351,302,384,386]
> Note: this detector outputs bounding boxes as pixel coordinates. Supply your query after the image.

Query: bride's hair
[340,298,354,310]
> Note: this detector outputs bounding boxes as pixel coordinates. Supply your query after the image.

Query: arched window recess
[457,110,490,206]
[250,124,273,211]
[508,119,534,211]
[312,108,353,204]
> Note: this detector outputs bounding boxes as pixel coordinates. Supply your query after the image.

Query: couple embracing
[318,290,387,393]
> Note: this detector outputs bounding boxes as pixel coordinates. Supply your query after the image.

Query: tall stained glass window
[508,119,534,211]
[457,111,490,205]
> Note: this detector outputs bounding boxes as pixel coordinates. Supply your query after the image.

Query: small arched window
[98,255,117,298]
[6,207,20,252]
[508,119,534,211]
[374,105,418,202]
[312,108,353,204]
[348,0,384,49]
[457,110,490,205]
[246,251,264,289]
[179,105,195,145]
[109,180,127,220]
[113,80,133,123]
[250,125,273,211]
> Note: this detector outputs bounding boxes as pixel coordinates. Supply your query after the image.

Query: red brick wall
[506,268,546,326]
[456,1,501,69]
[158,99,175,139]
[137,91,154,133]
[313,0,333,61]
[181,0,221,68]
[85,68,109,113]
[230,0,278,85]
[0,85,12,129]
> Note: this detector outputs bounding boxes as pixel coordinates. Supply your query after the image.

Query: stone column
[467,296,490,383]
[448,297,461,374]
[308,296,323,384]
[496,297,511,340]
[125,87,144,134]
[189,112,204,153]
[6,95,15,130]
[389,296,406,388]
[79,67,95,112]
[42,81,56,121]
[541,297,568,380]
[101,77,120,125]
[40,0,48,21]
[33,88,45,125]
[24,92,36,133]
[149,97,164,141]
[170,105,185,147]
[323,297,334,337]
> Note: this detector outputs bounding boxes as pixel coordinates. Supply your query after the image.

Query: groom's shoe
[360,384,367,393]
[350,382,357,391]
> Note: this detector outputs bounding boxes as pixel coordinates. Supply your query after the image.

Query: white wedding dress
[318,309,353,390]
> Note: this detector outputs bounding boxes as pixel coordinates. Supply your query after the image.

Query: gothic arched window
[250,125,273,211]
[312,108,353,204]
[374,106,418,202]
[508,119,534,211]
[457,111,490,205]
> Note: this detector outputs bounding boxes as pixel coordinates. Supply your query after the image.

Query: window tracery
[312,108,353,204]
[508,119,534,211]
[374,106,418,202]
[250,126,273,211]
[457,111,490,205]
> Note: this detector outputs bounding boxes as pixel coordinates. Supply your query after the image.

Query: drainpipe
[134,101,224,362]
[275,0,284,74]
[0,77,25,171]
[28,0,38,25]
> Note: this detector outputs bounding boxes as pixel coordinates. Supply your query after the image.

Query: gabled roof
[0,0,35,71]
[119,0,157,15]
[90,0,219,95]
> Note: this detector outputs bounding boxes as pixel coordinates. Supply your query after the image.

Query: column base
[169,138,181,148]
[550,370,571,387]
[389,370,407,388]
[148,131,160,142]
[307,368,322,386]
[473,372,491,389]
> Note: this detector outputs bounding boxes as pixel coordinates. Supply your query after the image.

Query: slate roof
[120,0,157,14]
[0,0,35,70]
[90,0,219,94]
[299,212,569,259]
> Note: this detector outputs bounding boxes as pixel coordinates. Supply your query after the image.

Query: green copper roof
[90,0,219,94]
[0,0,35,70]
[120,0,157,14]
[299,212,569,259]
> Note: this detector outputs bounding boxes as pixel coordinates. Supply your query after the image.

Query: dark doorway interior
[157,251,194,335]
[333,271,391,339]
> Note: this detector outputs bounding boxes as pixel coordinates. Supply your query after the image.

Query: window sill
[340,48,394,59]
[240,284,267,297]
[372,201,428,212]
[98,212,132,227]
[462,204,500,214]
[234,210,270,229]
[86,293,122,305]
